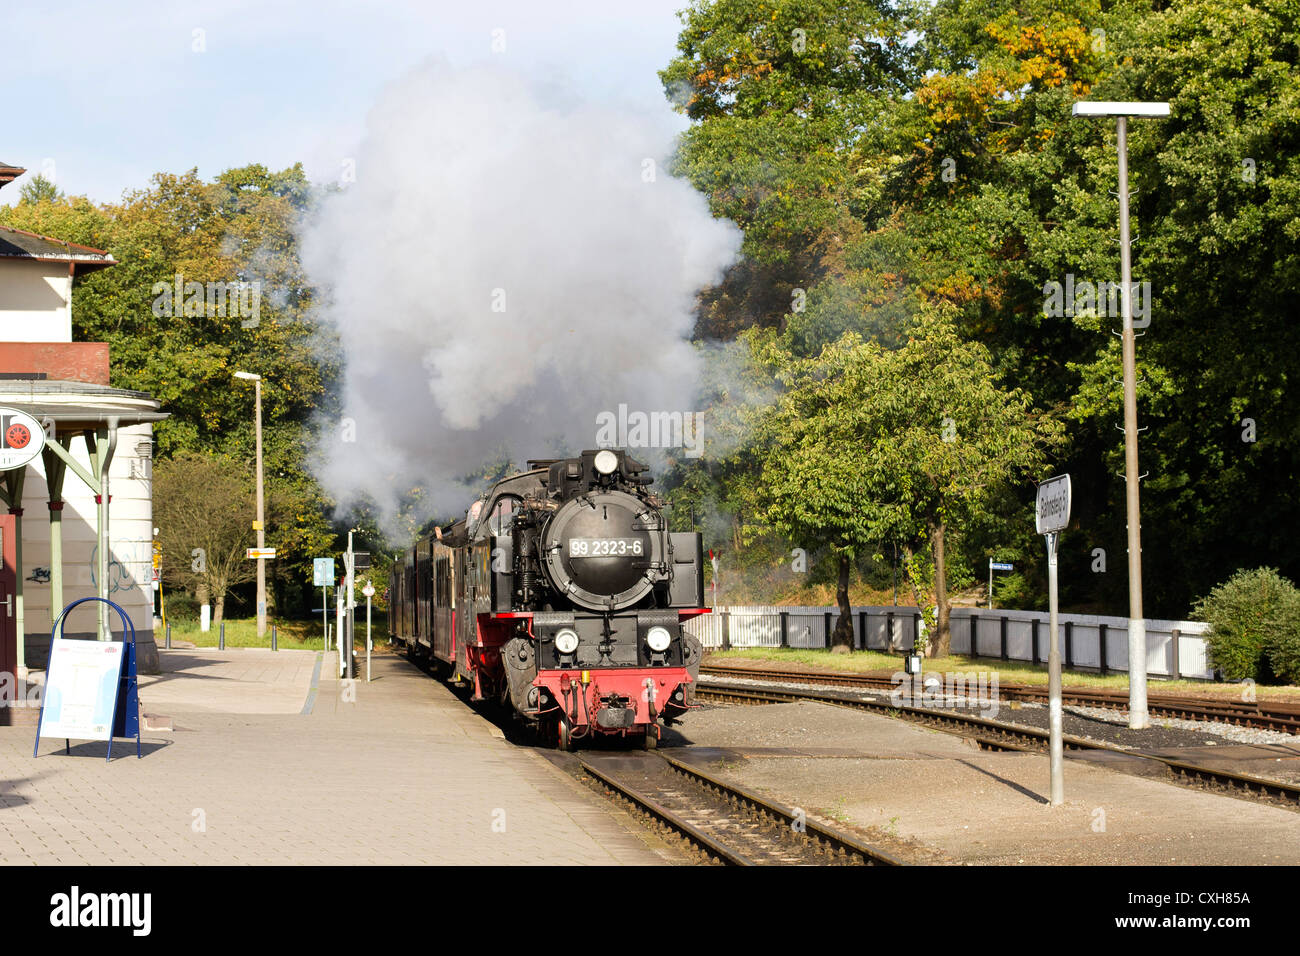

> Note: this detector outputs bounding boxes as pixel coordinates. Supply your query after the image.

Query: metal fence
[684,605,1213,680]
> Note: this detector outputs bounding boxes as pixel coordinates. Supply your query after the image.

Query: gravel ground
[703,673,1299,750]
[674,700,1300,865]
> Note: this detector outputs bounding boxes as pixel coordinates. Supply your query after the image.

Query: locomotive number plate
[569,537,644,558]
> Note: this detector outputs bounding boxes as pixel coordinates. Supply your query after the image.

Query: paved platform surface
[0,649,675,865]
[136,649,321,716]
[676,701,1300,865]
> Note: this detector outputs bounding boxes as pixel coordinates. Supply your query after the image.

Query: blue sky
[4,0,693,205]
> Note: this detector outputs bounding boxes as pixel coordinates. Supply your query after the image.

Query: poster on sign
[38,639,126,741]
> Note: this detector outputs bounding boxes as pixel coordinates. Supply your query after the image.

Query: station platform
[675,701,1300,865]
[0,648,675,865]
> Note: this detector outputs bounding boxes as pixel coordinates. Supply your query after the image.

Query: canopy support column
[0,469,26,676]
[41,437,70,631]
[42,426,115,640]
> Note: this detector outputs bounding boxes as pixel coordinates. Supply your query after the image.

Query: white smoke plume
[300,58,742,531]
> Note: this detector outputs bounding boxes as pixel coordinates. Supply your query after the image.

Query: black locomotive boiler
[389,449,707,749]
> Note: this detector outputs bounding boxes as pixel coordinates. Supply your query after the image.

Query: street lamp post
[1071,100,1169,730]
[234,371,267,638]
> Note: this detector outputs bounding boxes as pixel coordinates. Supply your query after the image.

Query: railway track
[700,664,1300,734]
[580,752,906,866]
[696,680,1300,810]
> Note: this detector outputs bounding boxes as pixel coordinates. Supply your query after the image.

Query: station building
[0,161,165,699]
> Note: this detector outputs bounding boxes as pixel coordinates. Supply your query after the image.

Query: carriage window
[487,496,521,536]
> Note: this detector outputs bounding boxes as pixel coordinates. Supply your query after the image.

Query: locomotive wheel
[557,717,573,752]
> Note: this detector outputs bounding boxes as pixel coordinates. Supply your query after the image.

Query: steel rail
[580,754,905,866]
[696,680,1300,809]
[699,664,1300,733]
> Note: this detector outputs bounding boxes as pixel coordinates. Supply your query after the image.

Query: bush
[164,593,200,623]
[1191,567,1300,683]
[1266,609,1300,685]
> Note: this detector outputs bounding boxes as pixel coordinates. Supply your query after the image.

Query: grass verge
[161,615,391,652]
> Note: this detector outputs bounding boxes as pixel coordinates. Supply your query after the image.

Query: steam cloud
[300,59,741,531]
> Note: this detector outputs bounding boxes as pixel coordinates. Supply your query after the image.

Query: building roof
[0,224,116,274]
[0,162,24,189]
[0,378,167,431]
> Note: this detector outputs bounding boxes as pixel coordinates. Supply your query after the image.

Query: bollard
[271,624,277,652]
[165,623,171,649]
[219,622,225,651]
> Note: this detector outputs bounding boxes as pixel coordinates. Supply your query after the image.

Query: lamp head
[1071,101,1170,117]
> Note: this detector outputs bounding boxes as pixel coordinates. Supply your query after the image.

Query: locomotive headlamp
[555,629,580,654]
[646,626,672,653]
[593,449,619,475]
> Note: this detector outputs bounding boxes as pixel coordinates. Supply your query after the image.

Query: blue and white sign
[38,639,125,741]
[990,561,1014,572]
[313,557,336,587]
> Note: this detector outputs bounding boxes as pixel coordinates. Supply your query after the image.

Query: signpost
[313,558,335,651]
[362,580,375,683]
[987,560,1014,608]
[245,548,277,560]
[1036,474,1072,805]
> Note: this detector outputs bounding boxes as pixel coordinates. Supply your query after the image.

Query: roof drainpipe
[97,417,118,640]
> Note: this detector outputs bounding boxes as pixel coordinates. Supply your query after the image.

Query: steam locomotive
[389,449,708,749]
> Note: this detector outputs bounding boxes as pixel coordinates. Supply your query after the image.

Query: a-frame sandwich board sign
[33,597,141,761]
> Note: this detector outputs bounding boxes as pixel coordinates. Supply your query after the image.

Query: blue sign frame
[33,597,141,762]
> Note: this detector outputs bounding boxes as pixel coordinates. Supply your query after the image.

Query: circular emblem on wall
[0,407,46,470]
[6,423,31,449]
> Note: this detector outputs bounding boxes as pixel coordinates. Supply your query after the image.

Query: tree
[154,451,259,623]
[745,307,1061,654]
[1,164,343,604]
[661,0,920,336]
[664,0,1300,621]
[18,175,63,205]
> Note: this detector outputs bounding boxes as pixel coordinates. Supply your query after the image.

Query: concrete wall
[0,260,73,342]
[18,422,157,671]
[685,604,1213,680]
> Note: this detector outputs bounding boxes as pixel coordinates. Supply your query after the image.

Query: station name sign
[1036,475,1072,534]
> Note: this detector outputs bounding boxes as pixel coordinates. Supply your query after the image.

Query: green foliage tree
[154,452,259,623]
[661,0,921,336]
[1,165,341,605]
[743,307,1061,653]
[18,174,63,205]
[1191,567,1300,684]
[664,0,1300,621]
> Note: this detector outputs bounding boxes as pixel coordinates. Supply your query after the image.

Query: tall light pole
[234,371,267,638]
[1071,100,1169,730]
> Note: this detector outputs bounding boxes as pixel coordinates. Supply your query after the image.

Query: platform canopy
[0,377,167,674]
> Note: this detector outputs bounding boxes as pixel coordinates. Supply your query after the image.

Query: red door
[0,514,15,707]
